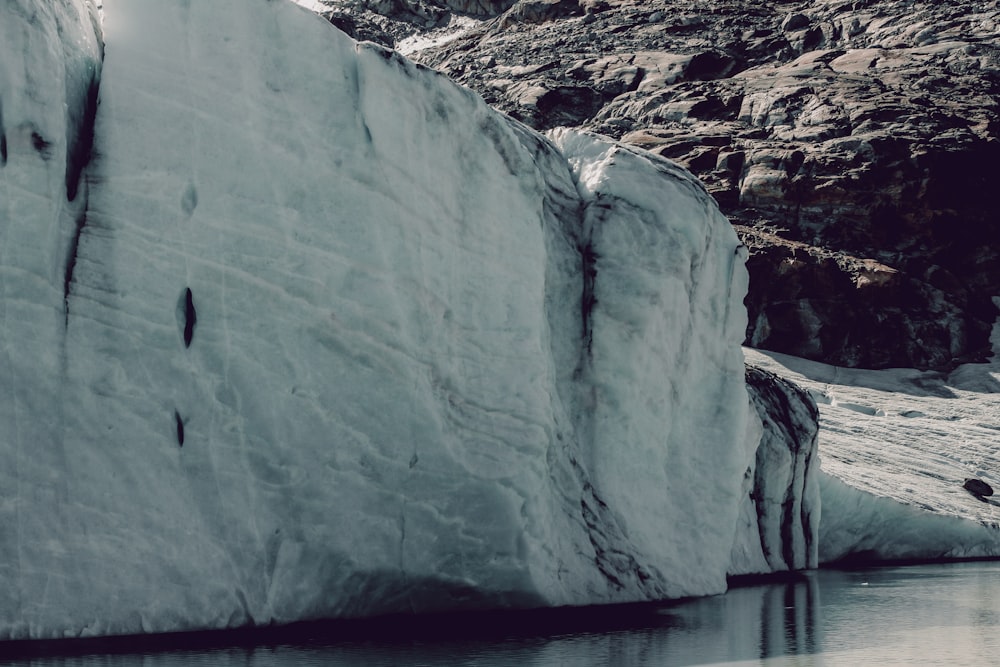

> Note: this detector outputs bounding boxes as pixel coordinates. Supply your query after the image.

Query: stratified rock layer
[342,0,1000,370]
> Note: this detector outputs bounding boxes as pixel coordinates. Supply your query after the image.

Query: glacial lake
[6,561,1000,666]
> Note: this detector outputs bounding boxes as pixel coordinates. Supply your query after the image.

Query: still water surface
[6,562,1000,666]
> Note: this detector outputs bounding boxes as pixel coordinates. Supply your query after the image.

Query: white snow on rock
[745,310,1000,563]
[396,15,484,57]
[0,0,776,640]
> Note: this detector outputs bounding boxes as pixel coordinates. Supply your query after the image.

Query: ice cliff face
[0,0,823,640]
[730,367,820,576]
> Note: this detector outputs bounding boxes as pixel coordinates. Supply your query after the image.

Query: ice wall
[0,0,103,639]
[1,0,776,640]
[548,129,754,596]
[730,367,820,575]
[819,473,1000,563]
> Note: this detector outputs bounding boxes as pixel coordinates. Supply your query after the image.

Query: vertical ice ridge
[579,227,598,353]
[350,44,376,148]
[522,137,668,599]
[799,445,817,567]
[744,365,821,573]
[566,181,671,598]
[59,0,104,324]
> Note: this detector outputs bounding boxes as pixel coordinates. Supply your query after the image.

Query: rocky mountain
[316,0,1000,370]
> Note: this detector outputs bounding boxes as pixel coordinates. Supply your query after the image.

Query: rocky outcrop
[321,0,1000,370]
[738,226,976,369]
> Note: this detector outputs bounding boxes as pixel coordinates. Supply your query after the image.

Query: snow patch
[397,15,483,56]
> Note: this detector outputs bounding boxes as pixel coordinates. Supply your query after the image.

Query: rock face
[325,0,1000,370]
[2,0,824,641]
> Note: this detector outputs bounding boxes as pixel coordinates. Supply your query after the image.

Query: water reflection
[7,562,1000,666]
[579,575,822,666]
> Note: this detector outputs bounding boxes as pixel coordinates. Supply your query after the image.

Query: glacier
[8,0,993,645]
[0,0,810,640]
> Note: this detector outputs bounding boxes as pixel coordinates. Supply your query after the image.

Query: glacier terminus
[0,0,997,642]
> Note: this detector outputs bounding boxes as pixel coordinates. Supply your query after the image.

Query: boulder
[964,478,994,498]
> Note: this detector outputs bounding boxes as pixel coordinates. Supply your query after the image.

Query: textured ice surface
[548,129,754,594]
[0,0,104,639]
[746,313,1000,564]
[729,366,820,575]
[0,0,771,640]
